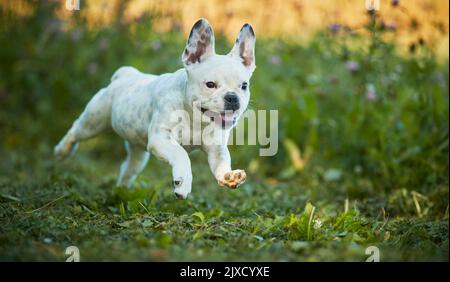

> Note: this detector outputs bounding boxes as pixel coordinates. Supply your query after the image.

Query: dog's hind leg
[54,88,112,160]
[117,141,150,187]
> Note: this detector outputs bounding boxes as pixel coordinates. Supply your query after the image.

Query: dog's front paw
[218,169,247,189]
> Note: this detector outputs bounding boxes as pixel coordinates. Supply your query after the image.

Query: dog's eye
[241,82,248,91]
[205,81,216,89]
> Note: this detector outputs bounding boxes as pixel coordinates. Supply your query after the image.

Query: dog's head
[182,19,256,129]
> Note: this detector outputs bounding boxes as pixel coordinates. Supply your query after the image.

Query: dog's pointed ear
[228,23,256,72]
[182,19,215,67]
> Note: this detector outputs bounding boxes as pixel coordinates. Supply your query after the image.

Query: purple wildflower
[328,23,342,34]
[366,84,377,102]
[386,21,397,31]
[151,40,162,51]
[346,61,360,74]
[391,0,400,7]
[269,55,281,65]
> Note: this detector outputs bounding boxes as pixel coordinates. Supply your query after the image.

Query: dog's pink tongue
[204,110,234,126]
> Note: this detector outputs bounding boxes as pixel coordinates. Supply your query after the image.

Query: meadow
[0,1,448,261]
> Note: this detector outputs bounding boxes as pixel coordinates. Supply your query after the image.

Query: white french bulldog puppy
[54,19,256,199]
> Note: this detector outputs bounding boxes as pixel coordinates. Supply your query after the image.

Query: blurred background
[0,0,448,261]
[1,0,448,184]
[2,0,449,55]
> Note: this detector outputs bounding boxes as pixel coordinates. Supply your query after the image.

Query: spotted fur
[54,19,256,199]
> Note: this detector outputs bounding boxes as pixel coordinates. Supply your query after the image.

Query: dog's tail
[111,66,139,82]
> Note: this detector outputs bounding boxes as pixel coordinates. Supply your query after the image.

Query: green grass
[0,3,448,261]
[0,145,448,261]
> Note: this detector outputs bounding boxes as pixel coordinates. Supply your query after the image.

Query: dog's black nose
[224,93,240,111]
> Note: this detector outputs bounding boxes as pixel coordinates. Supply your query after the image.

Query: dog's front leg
[204,145,247,189]
[147,130,192,199]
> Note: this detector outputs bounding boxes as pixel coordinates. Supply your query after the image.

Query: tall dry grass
[1,0,449,57]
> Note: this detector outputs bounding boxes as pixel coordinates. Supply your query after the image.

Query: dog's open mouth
[200,107,236,127]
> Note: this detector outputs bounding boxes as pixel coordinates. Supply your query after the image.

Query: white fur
[54,19,256,199]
